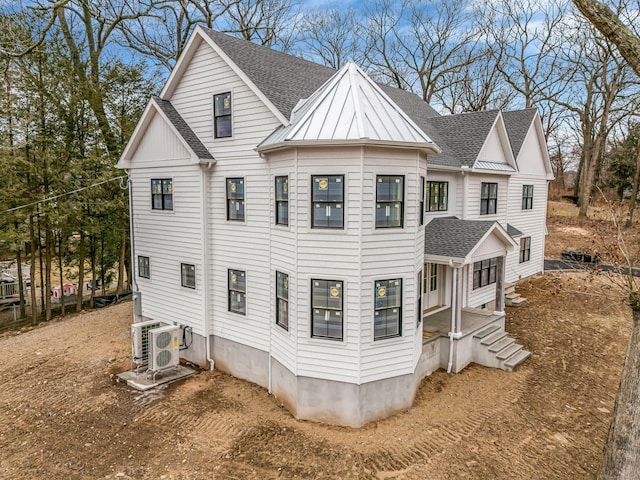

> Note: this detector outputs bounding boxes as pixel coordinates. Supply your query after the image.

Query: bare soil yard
[0,270,631,479]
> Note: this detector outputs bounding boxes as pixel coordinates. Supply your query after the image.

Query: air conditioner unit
[148,325,180,372]
[131,320,164,364]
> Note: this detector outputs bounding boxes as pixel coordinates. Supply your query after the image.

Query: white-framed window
[429,263,438,291]
[522,185,534,210]
[138,256,150,279]
[275,176,289,226]
[426,181,448,212]
[311,279,343,340]
[226,178,245,221]
[151,179,173,210]
[181,263,195,289]
[311,175,343,229]
[473,258,497,289]
[228,269,246,315]
[480,182,498,215]
[276,271,288,330]
[376,175,404,228]
[520,237,531,263]
[374,278,402,340]
[214,92,232,138]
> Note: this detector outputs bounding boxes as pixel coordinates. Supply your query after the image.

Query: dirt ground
[0,270,631,480]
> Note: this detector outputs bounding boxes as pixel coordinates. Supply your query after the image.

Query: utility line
[0,175,127,215]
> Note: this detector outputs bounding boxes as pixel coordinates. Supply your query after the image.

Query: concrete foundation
[212,335,269,389]
[179,328,208,368]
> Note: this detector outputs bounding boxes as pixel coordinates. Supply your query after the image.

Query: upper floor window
[426,181,448,212]
[374,278,402,340]
[311,175,343,229]
[376,175,404,228]
[228,269,246,315]
[275,176,289,226]
[181,263,195,289]
[522,185,534,210]
[520,237,531,263]
[214,92,232,138]
[311,279,343,340]
[480,182,498,215]
[420,176,425,225]
[226,178,245,221]
[138,256,150,279]
[151,179,173,210]
[276,271,289,330]
[473,258,497,289]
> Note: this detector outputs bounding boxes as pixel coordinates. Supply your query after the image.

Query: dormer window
[214,92,232,138]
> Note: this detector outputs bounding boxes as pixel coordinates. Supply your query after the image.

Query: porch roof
[424,216,517,265]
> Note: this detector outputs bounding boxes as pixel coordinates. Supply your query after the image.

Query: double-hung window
[276,271,289,330]
[228,269,246,315]
[311,175,343,228]
[275,176,289,226]
[226,178,245,221]
[520,237,531,263]
[311,279,343,340]
[522,185,534,210]
[473,258,497,289]
[429,263,438,292]
[426,181,448,212]
[374,279,402,340]
[480,182,498,215]
[151,179,173,210]
[181,263,195,289]
[416,270,423,327]
[420,176,425,225]
[214,92,232,138]
[138,256,150,279]
[376,175,404,228]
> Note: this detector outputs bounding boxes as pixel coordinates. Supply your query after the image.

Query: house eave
[256,139,440,155]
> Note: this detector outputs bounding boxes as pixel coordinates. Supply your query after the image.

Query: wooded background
[1,0,639,322]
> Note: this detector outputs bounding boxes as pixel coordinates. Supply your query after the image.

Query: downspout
[127,172,139,294]
[447,263,457,373]
[268,155,272,394]
[203,162,215,370]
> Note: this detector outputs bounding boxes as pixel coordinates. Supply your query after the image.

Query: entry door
[425,263,442,308]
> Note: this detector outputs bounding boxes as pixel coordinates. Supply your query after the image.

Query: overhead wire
[0,175,127,215]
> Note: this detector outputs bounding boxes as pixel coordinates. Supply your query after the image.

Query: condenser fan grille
[155,349,172,368]
[155,331,172,349]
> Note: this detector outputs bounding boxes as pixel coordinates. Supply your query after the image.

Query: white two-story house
[118,28,553,427]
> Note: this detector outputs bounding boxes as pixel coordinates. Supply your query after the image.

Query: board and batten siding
[130,166,206,336]
[131,112,192,167]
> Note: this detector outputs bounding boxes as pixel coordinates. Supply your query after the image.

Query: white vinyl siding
[129,166,205,336]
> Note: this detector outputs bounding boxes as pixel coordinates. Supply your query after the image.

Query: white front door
[425,263,443,309]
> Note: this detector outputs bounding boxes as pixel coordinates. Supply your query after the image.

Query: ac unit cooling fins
[131,320,163,364]
[148,325,180,372]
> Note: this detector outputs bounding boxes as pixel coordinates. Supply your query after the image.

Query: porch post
[495,256,506,312]
[455,266,463,333]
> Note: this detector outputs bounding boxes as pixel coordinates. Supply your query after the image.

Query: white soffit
[257,63,438,152]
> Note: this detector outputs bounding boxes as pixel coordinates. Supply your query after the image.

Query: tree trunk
[29,215,38,325]
[625,147,640,227]
[15,241,26,319]
[58,232,65,317]
[44,225,52,321]
[37,212,45,315]
[117,229,126,294]
[76,228,85,312]
[599,303,640,479]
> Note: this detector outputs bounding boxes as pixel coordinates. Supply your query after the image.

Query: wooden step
[504,350,531,371]
[481,330,507,346]
[496,343,523,360]
[488,336,515,353]
[473,324,501,339]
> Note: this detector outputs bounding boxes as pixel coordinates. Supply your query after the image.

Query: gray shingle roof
[424,217,497,258]
[422,111,500,168]
[153,96,214,160]
[201,28,441,122]
[506,224,523,238]
[502,109,537,158]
